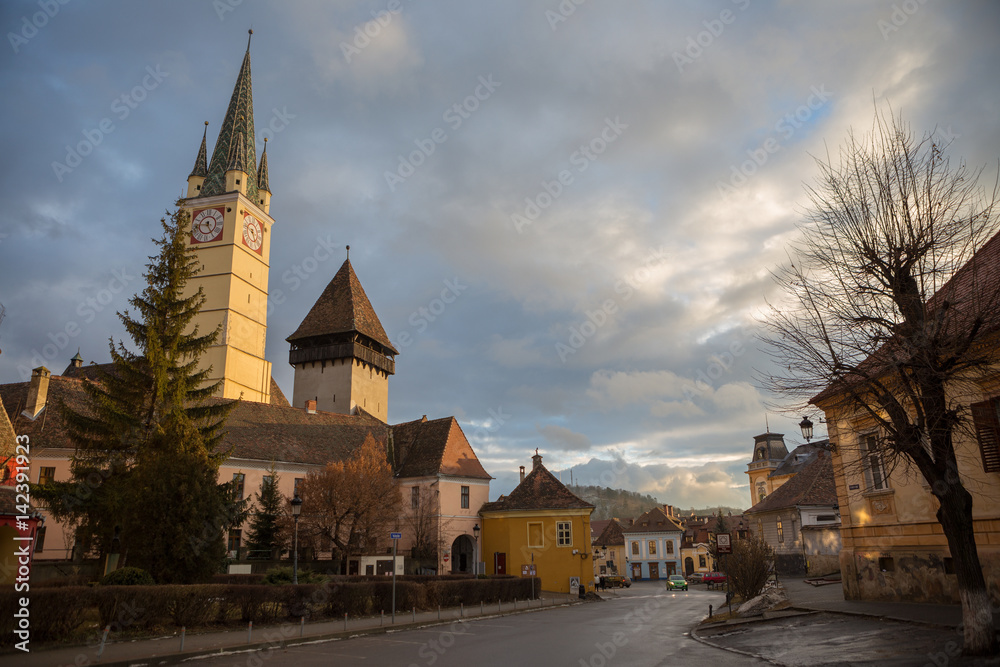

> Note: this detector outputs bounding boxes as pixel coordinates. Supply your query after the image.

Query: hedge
[0,576,541,648]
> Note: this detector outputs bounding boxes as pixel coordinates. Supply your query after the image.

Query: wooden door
[496,553,507,575]
[649,562,660,580]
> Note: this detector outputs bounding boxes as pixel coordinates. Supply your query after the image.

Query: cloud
[537,423,591,452]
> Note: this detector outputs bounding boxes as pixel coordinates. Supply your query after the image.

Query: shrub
[263,566,326,585]
[101,567,155,586]
[721,536,774,601]
[93,585,167,631]
[218,585,284,624]
[0,588,91,645]
[164,585,217,627]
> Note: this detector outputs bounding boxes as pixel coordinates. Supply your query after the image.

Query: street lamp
[290,494,303,585]
[473,524,480,576]
[799,416,814,442]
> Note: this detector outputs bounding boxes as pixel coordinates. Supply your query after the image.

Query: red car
[703,571,727,584]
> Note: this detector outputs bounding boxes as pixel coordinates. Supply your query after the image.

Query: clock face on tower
[190,208,225,244]
[242,213,263,254]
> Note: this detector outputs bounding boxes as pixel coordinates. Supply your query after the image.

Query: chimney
[24,366,51,419]
[519,465,525,483]
[531,448,542,471]
[305,399,317,414]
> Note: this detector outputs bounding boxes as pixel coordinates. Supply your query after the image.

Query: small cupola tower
[287,250,398,422]
[746,431,789,506]
[257,138,271,214]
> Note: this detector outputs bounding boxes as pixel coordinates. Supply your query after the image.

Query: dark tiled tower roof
[287,259,398,355]
[189,122,209,178]
[200,34,257,201]
[257,139,271,193]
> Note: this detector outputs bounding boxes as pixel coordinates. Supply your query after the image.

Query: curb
[70,601,584,667]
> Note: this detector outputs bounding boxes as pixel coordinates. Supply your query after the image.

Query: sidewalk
[781,577,1000,629]
[3,593,581,667]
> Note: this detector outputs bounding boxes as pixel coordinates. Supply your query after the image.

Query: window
[698,555,706,568]
[411,486,420,509]
[38,467,55,485]
[859,434,888,490]
[878,556,895,572]
[294,477,304,498]
[631,541,639,556]
[647,540,656,556]
[460,485,470,509]
[35,526,46,553]
[233,473,245,499]
[757,519,763,537]
[557,521,572,546]
[816,515,836,522]
[971,398,1000,472]
[943,557,955,575]
[776,520,784,543]
[228,529,242,553]
[262,475,273,489]
[756,481,766,502]
[528,522,544,548]
[665,541,674,555]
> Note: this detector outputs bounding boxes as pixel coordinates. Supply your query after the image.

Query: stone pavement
[693,577,1000,666]
[1,592,580,667]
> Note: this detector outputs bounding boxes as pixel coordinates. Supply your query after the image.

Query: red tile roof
[593,519,626,547]
[392,416,491,480]
[480,461,593,512]
[621,506,684,534]
[744,450,838,514]
[287,259,398,354]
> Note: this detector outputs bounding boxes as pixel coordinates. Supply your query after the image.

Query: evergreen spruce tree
[245,463,284,559]
[35,205,242,581]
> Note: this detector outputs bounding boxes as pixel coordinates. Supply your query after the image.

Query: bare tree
[762,109,1000,655]
[404,482,440,563]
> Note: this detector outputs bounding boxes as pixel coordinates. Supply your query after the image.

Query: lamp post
[473,523,480,576]
[290,494,303,585]
[799,416,814,442]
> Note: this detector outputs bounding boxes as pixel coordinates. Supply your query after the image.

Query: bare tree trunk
[936,482,997,655]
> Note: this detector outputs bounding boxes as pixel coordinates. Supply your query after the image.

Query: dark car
[603,574,631,588]
[703,571,727,584]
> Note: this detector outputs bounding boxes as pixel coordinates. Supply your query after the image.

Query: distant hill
[566,485,663,521]
[565,485,746,522]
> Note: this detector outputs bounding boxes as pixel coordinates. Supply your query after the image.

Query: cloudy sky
[2,0,999,508]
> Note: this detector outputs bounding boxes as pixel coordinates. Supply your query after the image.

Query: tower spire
[201,33,257,200]
[189,121,209,178]
[257,137,270,193]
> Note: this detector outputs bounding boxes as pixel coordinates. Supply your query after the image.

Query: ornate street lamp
[473,524,480,575]
[799,416,814,442]
[291,494,303,585]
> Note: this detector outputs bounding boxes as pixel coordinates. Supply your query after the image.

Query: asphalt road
[189,582,760,667]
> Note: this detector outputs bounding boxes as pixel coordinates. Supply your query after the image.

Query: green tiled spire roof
[257,138,270,193]
[201,31,257,200]
[227,132,248,173]
[189,121,209,178]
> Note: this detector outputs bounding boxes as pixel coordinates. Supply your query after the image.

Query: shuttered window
[971,398,1000,473]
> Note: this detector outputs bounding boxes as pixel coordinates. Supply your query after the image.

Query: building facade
[479,453,594,594]
[621,506,683,580]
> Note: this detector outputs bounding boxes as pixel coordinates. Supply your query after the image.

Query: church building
[0,32,491,577]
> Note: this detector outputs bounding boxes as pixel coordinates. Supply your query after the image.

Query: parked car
[703,571,727,584]
[665,574,688,591]
[686,572,705,584]
[603,574,631,588]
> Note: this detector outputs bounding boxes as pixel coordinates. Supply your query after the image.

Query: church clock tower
[180,30,273,403]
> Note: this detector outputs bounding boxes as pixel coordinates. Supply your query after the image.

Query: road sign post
[390,531,402,622]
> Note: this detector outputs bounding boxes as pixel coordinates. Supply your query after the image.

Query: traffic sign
[717,532,732,554]
[390,532,402,540]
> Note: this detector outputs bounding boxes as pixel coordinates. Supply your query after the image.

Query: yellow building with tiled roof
[479,452,594,594]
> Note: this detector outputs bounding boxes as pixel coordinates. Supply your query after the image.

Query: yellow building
[745,432,790,506]
[480,452,594,594]
[814,232,1000,604]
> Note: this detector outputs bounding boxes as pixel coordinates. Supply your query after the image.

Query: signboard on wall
[521,564,536,576]
[716,533,732,554]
